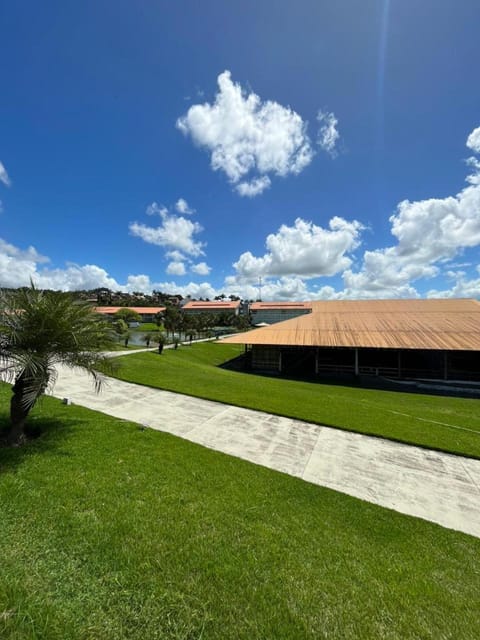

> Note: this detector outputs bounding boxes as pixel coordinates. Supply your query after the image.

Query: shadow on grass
[0,411,86,473]
[218,352,248,372]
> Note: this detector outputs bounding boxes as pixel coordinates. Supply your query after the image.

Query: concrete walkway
[50,364,480,539]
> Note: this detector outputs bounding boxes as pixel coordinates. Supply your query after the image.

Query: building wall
[138,312,159,322]
[250,345,480,381]
[183,306,240,316]
[250,308,310,325]
[251,346,281,371]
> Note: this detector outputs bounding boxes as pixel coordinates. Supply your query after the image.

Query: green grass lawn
[110,343,480,459]
[1,384,479,639]
[133,323,161,332]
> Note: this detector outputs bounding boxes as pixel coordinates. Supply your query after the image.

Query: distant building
[249,301,312,326]
[94,306,165,322]
[182,300,241,315]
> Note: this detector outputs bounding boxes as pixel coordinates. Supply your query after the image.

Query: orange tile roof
[94,306,165,314]
[182,300,241,310]
[221,298,480,351]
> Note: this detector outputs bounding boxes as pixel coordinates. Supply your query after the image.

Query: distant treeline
[0,287,245,308]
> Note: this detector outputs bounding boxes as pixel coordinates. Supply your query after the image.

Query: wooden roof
[221,298,480,351]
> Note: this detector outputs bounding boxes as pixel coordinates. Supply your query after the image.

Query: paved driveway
[50,363,480,538]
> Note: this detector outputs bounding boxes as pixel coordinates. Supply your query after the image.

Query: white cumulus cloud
[233,216,363,280]
[130,202,204,257]
[224,274,312,302]
[0,238,49,265]
[317,110,340,157]
[150,280,218,300]
[177,70,314,196]
[342,127,480,297]
[166,260,187,276]
[0,237,216,296]
[466,126,480,154]
[235,176,271,197]
[427,265,480,298]
[191,261,211,275]
[0,237,122,290]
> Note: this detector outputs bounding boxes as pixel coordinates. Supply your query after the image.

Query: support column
[315,349,319,375]
[444,351,448,381]
[279,350,282,374]
[398,351,402,378]
[354,348,359,376]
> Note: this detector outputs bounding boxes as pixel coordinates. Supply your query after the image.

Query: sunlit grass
[111,343,480,458]
[1,385,479,639]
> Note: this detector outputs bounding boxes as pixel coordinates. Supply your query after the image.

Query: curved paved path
[50,363,480,539]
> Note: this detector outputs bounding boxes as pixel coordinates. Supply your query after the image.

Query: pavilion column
[354,348,359,376]
[444,351,448,380]
[279,350,282,373]
[398,351,402,378]
[315,349,319,375]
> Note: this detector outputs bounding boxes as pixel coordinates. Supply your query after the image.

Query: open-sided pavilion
[221,298,480,381]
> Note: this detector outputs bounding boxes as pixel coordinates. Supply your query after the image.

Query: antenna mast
[257,276,263,301]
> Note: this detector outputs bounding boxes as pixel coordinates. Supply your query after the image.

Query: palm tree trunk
[7,373,31,446]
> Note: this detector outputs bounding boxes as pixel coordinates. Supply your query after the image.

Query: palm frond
[0,285,117,405]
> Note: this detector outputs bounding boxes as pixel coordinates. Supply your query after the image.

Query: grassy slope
[1,385,479,639]
[110,343,480,458]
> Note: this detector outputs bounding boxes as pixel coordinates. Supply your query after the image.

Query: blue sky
[1,0,479,300]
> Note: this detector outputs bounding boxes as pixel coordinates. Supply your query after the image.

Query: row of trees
[103,307,248,342]
[161,308,250,340]
[1,287,262,310]
[104,305,252,351]
[92,288,180,307]
[110,306,250,342]
[90,288,245,307]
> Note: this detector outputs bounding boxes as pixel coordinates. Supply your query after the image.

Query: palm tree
[142,332,153,347]
[0,285,116,446]
[157,332,166,354]
[196,313,209,338]
[163,306,180,342]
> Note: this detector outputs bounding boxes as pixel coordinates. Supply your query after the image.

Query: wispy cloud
[129,200,205,277]
[175,198,195,215]
[0,161,11,187]
[317,110,340,157]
